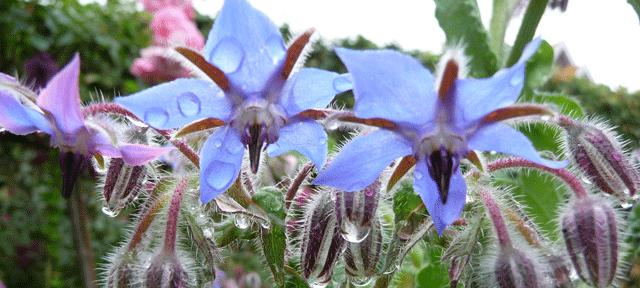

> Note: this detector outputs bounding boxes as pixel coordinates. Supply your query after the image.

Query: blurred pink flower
[130,46,190,84]
[141,0,195,19]
[150,7,204,49]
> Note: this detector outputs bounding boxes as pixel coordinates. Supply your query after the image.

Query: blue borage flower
[314,39,567,234]
[0,54,171,197]
[116,0,350,203]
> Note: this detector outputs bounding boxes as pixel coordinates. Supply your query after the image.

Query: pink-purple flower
[0,54,170,197]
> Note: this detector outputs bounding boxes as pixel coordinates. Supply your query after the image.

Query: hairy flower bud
[101,158,147,217]
[561,196,618,288]
[494,248,542,288]
[335,180,381,243]
[145,253,189,288]
[299,191,345,286]
[105,252,136,288]
[344,218,382,282]
[559,116,639,199]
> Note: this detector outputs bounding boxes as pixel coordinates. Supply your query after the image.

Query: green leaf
[253,187,286,287]
[415,245,449,288]
[629,0,640,24]
[533,93,584,118]
[434,0,498,77]
[393,181,425,222]
[523,40,554,94]
[496,171,566,240]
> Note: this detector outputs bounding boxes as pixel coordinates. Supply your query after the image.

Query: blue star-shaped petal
[116,0,350,203]
[314,39,567,234]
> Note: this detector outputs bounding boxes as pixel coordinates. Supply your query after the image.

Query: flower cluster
[1,0,636,287]
[131,0,204,84]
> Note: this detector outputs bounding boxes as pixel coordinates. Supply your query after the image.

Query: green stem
[506,0,549,67]
[489,0,509,62]
[68,190,97,288]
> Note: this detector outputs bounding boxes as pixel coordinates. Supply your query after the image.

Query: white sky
[82,0,640,91]
[189,0,640,92]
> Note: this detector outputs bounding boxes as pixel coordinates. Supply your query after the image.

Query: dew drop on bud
[203,227,214,239]
[260,220,271,229]
[340,220,370,243]
[102,206,119,218]
[234,214,249,229]
[350,276,373,287]
[539,115,551,121]
[309,281,329,288]
[620,201,633,209]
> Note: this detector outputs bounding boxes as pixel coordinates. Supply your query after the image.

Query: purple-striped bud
[335,180,381,243]
[145,253,189,288]
[105,252,136,288]
[344,218,383,282]
[299,191,346,286]
[560,117,639,199]
[101,158,147,217]
[561,196,618,288]
[494,248,542,288]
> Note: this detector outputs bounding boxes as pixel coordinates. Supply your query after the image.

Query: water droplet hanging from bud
[561,195,619,288]
[234,214,250,230]
[335,180,381,243]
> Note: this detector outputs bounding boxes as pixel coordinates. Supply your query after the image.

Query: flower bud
[299,191,346,286]
[344,218,382,281]
[145,253,189,288]
[493,248,542,288]
[102,158,147,216]
[105,252,136,288]
[561,196,618,288]
[559,117,639,199]
[335,180,381,243]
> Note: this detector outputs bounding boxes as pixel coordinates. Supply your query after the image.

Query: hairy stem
[82,103,200,168]
[68,189,97,288]
[163,179,188,254]
[479,190,512,248]
[127,193,171,251]
[506,0,549,67]
[487,157,587,198]
[285,163,314,209]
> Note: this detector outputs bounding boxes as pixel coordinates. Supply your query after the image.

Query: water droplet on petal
[210,37,244,74]
[340,219,370,243]
[234,214,249,229]
[265,34,285,64]
[325,119,339,131]
[102,206,119,218]
[319,137,327,145]
[213,139,223,148]
[510,72,524,86]
[414,171,423,180]
[143,108,169,127]
[333,75,352,92]
[177,92,201,117]
[205,161,237,190]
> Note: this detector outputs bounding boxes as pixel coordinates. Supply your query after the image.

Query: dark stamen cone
[245,124,265,174]
[426,146,458,204]
[561,196,618,288]
[60,152,87,198]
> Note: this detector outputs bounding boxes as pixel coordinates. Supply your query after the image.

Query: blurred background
[1,0,640,287]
